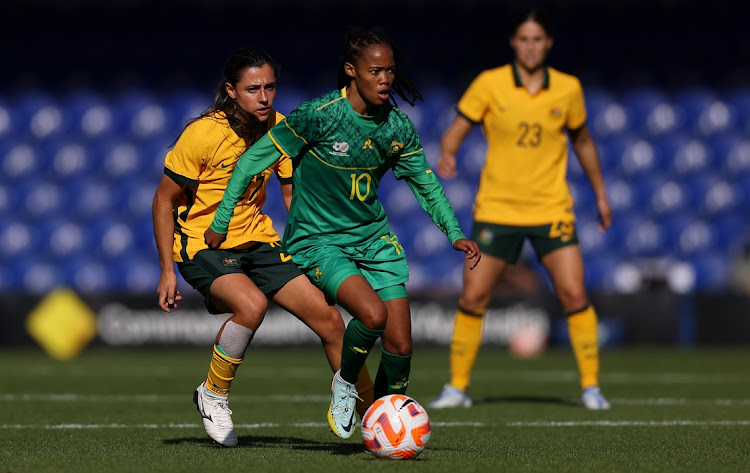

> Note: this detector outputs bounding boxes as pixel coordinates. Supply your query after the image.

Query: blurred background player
[204,27,481,439]
[429,8,612,410]
[152,48,373,447]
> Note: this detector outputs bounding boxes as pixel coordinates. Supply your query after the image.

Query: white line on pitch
[508,420,750,427]
[0,422,486,430]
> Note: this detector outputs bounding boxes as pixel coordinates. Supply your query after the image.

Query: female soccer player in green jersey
[205,27,481,439]
[428,8,612,411]
[153,48,373,447]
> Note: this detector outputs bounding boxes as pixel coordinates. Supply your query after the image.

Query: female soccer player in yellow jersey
[429,9,613,410]
[152,48,373,448]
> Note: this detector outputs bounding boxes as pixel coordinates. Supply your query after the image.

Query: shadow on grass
[163,435,366,455]
[473,394,580,407]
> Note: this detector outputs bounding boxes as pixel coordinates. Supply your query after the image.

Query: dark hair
[176,48,278,148]
[336,26,423,107]
[510,8,553,38]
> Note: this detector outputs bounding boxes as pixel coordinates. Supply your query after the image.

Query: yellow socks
[205,345,242,397]
[449,307,485,392]
[567,305,600,390]
[356,364,375,418]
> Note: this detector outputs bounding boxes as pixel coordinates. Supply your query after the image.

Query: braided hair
[337,26,423,107]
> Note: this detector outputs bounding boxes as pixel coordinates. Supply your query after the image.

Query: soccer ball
[509,324,548,359]
[361,394,431,460]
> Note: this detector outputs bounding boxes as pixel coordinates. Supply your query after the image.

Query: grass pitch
[1,345,748,473]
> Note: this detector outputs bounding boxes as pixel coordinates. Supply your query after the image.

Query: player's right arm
[152,174,186,312]
[437,114,474,179]
[205,134,283,247]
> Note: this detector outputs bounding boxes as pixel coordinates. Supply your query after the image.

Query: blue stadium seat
[0,220,37,262]
[588,91,629,137]
[12,90,67,141]
[686,175,743,217]
[621,87,678,136]
[617,214,666,257]
[712,134,750,179]
[16,178,68,222]
[113,257,161,293]
[633,176,692,217]
[605,178,639,214]
[88,219,137,261]
[1,141,43,181]
[45,139,92,181]
[673,88,734,136]
[11,259,65,294]
[37,219,90,260]
[661,214,717,256]
[61,258,115,293]
[668,137,714,177]
[68,178,118,222]
[61,89,115,140]
[614,136,663,177]
[94,138,144,181]
[111,89,169,140]
[568,180,595,213]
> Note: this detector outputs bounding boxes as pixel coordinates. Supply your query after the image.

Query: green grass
[1,346,749,473]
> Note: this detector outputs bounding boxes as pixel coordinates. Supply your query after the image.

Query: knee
[357,302,387,331]
[231,296,268,330]
[460,291,491,313]
[557,286,588,313]
[321,307,345,341]
[383,337,412,356]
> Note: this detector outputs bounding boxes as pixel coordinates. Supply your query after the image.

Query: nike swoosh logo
[350,347,368,355]
[342,413,354,432]
[220,163,232,168]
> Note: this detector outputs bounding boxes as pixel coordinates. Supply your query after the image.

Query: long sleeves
[404,171,466,244]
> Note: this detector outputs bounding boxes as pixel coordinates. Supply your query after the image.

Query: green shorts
[177,242,303,314]
[471,220,579,264]
[292,232,409,304]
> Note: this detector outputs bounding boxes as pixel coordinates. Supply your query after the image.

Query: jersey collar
[511,62,550,90]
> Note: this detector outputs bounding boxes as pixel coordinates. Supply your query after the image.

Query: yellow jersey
[164,111,289,262]
[457,63,587,225]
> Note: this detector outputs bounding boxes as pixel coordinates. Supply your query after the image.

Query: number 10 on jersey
[349,172,372,201]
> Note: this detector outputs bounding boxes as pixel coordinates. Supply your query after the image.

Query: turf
[1,346,748,473]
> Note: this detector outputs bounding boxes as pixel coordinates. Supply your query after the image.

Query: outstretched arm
[404,171,481,269]
[569,125,611,231]
[205,134,284,248]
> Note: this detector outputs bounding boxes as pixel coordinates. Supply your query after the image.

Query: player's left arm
[569,124,611,231]
[404,171,481,269]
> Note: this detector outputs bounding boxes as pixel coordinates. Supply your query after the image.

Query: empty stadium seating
[2,83,750,294]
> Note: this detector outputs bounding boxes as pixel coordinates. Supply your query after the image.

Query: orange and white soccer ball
[361,394,431,460]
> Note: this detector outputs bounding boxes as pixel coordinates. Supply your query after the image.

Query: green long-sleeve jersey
[211,88,466,253]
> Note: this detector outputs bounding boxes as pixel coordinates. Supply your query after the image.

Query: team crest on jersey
[550,108,562,117]
[221,258,240,267]
[330,141,350,157]
[386,141,404,157]
[478,228,494,245]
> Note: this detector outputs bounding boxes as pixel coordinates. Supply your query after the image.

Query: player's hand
[453,238,481,270]
[204,228,227,249]
[437,153,458,179]
[596,197,612,231]
[157,271,182,313]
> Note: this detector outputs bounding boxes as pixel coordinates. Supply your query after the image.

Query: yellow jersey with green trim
[163,111,287,262]
[458,64,587,225]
